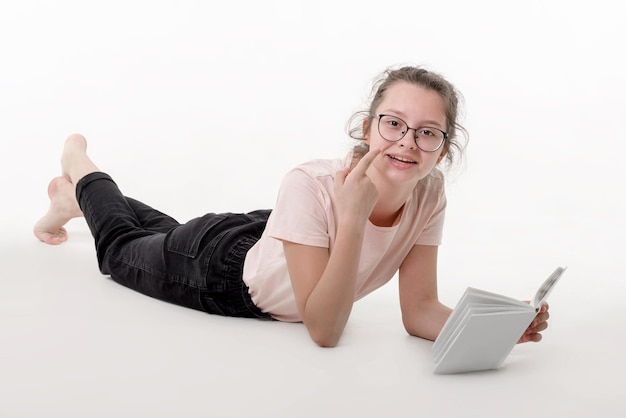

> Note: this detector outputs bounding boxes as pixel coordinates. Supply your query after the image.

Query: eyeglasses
[377,114,447,152]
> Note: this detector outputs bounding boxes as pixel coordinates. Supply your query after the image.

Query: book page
[533,266,567,309]
[433,303,530,364]
[433,310,536,374]
[433,287,530,355]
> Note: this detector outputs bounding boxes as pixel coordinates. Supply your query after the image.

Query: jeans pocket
[165,214,227,258]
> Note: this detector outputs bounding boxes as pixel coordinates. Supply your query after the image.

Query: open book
[432,266,567,374]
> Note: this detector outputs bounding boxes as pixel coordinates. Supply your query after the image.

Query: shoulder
[414,168,445,196]
[279,157,346,191]
[406,168,447,219]
[286,157,346,179]
[276,157,346,203]
[268,158,345,246]
[401,168,447,245]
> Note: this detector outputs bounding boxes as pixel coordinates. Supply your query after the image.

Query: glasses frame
[376,114,448,152]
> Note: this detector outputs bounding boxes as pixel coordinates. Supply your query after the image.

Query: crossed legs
[33,134,179,245]
[33,135,272,318]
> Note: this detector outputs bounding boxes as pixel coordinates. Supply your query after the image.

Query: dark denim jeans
[76,172,272,319]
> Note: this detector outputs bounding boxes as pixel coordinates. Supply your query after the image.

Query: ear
[362,118,371,146]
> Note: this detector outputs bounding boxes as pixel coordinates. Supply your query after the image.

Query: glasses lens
[378,115,406,142]
[416,128,444,152]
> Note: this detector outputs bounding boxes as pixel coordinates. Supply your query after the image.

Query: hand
[333,145,388,225]
[518,303,550,343]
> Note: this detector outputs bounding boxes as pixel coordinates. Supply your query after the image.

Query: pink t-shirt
[242,154,446,322]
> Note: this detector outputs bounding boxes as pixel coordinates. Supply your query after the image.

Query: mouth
[387,154,417,164]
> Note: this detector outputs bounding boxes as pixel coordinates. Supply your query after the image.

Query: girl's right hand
[333,146,386,226]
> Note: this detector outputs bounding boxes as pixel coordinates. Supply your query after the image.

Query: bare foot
[61,134,98,183]
[33,176,83,245]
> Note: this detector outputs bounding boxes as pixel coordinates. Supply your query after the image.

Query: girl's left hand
[518,303,550,343]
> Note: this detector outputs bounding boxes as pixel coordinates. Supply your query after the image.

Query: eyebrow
[383,109,445,129]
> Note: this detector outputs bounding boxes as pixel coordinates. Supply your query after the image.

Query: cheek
[436,146,448,164]
[420,150,444,167]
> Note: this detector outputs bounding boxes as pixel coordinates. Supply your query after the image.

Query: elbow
[309,327,341,347]
[304,318,343,347]
[301,305,349,347]
[313,337,339,348]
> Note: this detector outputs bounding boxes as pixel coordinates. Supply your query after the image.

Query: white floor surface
[1,217,625,417]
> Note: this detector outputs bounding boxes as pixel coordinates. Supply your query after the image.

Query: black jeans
[76,172,272,319]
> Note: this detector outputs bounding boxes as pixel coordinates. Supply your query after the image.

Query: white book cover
[433,267,567,374]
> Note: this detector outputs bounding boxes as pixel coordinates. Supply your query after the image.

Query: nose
[398,128,417,149]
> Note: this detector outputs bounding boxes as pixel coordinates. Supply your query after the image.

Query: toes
[35,228,68,245]
[46,235,68,245]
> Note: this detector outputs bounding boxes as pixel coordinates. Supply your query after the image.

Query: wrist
[336,218,366,241]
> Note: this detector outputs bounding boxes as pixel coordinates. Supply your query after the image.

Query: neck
[369,178,416,227]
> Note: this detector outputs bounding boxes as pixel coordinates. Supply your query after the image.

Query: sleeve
[414,179,447,246]
[266,168,331,248]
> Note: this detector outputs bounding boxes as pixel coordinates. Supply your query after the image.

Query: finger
[534,310,549,324]
[519,331,543,344]
[333,168,349,189]
[336,168,349,182]
[527,319,548,332]
[528,317,548,329]
[351,144,389,176]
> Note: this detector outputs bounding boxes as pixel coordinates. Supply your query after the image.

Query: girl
[33,66,549,347]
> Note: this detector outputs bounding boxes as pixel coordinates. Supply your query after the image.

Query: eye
[382,116,404,129]
[419,128,436,137]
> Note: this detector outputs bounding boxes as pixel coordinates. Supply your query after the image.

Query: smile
[387,154,416,164]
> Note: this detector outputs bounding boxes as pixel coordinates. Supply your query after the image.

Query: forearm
[302,223,364,347]
[403,300,452,341]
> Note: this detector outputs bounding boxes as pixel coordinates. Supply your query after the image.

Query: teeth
[389,155,415,164]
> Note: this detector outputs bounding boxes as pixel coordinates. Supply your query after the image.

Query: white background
[1,1,625,417]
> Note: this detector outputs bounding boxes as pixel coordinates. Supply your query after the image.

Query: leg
[76,171,273,316]
[45,135,209,311]
[75,172,253,314]
[33,183,180,244]
[34,134,179,244]
[126,197,180,234]
[34,134,272,318]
